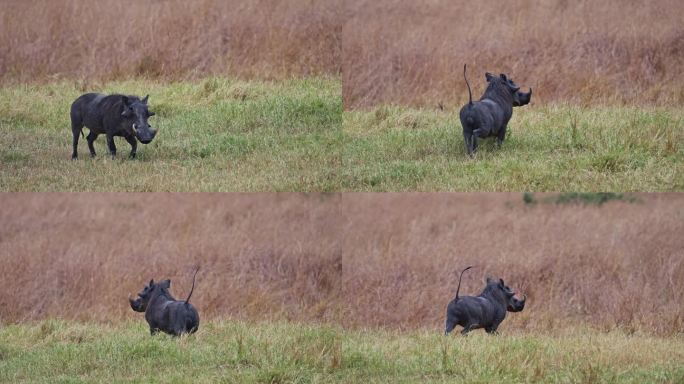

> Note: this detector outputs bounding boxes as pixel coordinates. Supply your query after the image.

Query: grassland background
[342,0,684,109]
[0,0,341,83]
[340,0,683,191]
[2,193,683,336]
[0,194,341,324]
[1,0,683,191]
[2,193,683,382]
[340,193,684,335]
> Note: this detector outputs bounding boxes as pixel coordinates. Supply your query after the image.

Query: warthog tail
[455,265,473,299]
[185,266,200,304]
[464,64,472,105]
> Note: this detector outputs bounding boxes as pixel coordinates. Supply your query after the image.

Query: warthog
[459,64,531,156]
[71,93,157,159]
[129,268,200,336]
[445,266,527,335]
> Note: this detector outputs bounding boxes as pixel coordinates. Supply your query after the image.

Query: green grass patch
[1,320,682,383]
[343,328,684,383]
[343,104,684,191]
[0,320,343,383]
[0,77,342,191]
[2,81,682,191]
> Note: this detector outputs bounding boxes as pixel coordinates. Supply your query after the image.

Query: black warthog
[460,64,531,156]
[70,93,157,159]
[129,268,200,336]
[444,266,527,335]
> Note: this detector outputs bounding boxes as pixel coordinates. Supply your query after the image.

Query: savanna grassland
[1,321,682,383]
[0,77,342,191]
[342,105,683,191]
[342,0,684,108]
[1,1,682,192]
[0,0,341,82]
[341,0,684,191]
[2,194,684,382]
[0,0,343,192]
[0,194,341,323]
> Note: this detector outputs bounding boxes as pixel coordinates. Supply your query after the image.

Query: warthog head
[483,277,527,312]
[485,72,532,107]
[121,95,157,144]
[129,278,170,312]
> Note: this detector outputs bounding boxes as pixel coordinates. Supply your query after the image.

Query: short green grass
[344,327,684,384]
[343,105,684,191]
[1,320,683,383]
[0,320,342,383]
[2,81,682,191]
[0,77,342,191]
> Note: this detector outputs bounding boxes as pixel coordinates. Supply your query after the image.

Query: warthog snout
[134,124,157,144]
[129,295,145,312]
[507,294,527,312]
[513,88,532,107]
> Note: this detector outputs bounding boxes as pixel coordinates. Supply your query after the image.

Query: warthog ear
[499,278,505,286]
[148,111,156,117]
[121,96,132,116]
[159,279,171,289]
[142,95,149,104]
[485,72,495,82]
[500,74,508,81]
[149,279,154,286]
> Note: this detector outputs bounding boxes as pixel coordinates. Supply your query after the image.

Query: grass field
[0,320,341,383]
[2,85,681,191]
[342,105,683,191]
[1,320,682,383]
[0,77,342,191]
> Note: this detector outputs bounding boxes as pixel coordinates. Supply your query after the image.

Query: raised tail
[464,64,472,105]
[185,266,200,304]
[455,266,473,299]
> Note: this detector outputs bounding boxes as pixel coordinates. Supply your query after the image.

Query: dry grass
[342,0,684,108]
[0,0,341,83]
[0,193,341,324]
[340,193,684,335]
[2,193,683,336]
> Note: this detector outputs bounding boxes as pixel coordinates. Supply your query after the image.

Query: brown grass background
[2,193,683,335]
[342,0,684,108]
[341,193,684,335]
[0,193,341,324]
[0,0,341,83]
[3,1,682,108]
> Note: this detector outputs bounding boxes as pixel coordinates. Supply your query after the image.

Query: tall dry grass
[343,0,684,108]
[0,0,341,83]
[341,194,684,335]
[0,193,341,324]
[2,193,683,335]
